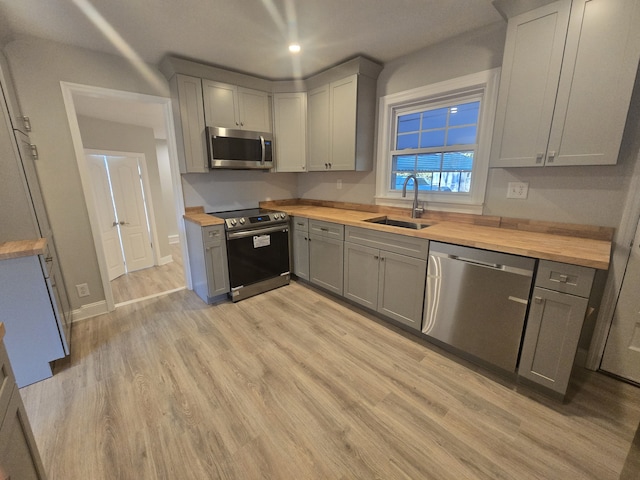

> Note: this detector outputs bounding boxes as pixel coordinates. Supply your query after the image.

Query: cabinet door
[307,84,330,171]
[519,287,588,395]
[203,226,229,298]
[238,87,271,132]
[547,0,640,166]
[329,75,358,171]
[176,75,207,173]
[343,242,379,310]
[378,251,426,330]
[273,92,307,172]
[0,386,47,480]
[292,229,310,281]
[202,80,239,129]
[490,2,571,168]
[309,234,343,295]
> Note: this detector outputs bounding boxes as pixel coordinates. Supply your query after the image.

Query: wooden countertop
[267,204,612,270]
[0,238,47,261]
[183,202,612,270]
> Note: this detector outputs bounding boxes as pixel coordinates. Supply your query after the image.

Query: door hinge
[22,116,32,132]
[29,144,39,160]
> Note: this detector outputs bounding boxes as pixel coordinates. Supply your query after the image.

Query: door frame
[61,82,191,312]
[85,149,159,274]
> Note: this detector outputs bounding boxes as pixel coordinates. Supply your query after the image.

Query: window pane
[416,153,441,171]
[442,151,474,171]
[448,102,480,127]
[392,154,416,171]
[420,130,445,148]
[397,113,420,133]
[446,126,477,146]
[397,133,419,149]
[422,107,447,129]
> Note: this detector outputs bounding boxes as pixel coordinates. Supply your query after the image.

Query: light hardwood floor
[20,281,640,479]
[110,242,184,305]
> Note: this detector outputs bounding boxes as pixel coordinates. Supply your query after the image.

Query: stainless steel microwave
[206,126,274,170]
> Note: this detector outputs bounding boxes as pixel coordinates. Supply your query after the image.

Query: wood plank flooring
[19,281,640,479]
[110,242,184,305]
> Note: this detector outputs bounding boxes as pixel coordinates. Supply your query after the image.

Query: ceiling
[0,0,504,139]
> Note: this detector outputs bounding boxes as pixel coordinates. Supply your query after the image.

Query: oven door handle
[227,225,289,240]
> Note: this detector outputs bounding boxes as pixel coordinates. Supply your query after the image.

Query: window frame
[375,68,500,214]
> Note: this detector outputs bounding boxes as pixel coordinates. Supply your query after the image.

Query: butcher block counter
[0,238,46,261]
[259,200,613,270]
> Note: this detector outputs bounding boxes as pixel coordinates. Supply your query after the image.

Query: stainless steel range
[210,208,290,302]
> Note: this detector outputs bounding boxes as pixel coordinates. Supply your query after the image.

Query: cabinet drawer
[345,226,429,260]
[309,220,344,240]
[202,225,224,246]
[291,217,309,232]
[535,260,595,298]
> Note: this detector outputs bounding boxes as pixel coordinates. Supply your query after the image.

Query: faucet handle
[414,205,424,218]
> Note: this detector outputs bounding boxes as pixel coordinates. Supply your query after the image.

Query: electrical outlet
[507,182,529,199]
[76,283,90,298]
[337,179,343,190]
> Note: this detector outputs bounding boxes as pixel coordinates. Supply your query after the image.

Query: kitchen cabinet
[0,330,48,480]
[519,260,596,396]
[273,92,307,172]
[170,74,207,173]
[291,217,310,280]
[307,74,376,171]
[202,79,272,133]
[491,0,640,168]
[185,222,229,303]
[343,226,428,330]
[308,220,344,295]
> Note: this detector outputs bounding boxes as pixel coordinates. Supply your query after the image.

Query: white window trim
[375,68,500,215]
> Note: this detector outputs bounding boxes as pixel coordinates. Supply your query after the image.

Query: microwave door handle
[260,135,265,165]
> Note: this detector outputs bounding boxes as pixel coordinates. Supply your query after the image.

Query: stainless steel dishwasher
[423,242,536,372]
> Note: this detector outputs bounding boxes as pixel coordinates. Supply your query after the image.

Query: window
[376,69,500,213]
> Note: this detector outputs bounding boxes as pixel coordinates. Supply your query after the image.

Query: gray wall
[77,115,171,259]
[4,35,170,310]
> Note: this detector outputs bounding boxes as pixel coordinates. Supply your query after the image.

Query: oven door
[226,224,290,289]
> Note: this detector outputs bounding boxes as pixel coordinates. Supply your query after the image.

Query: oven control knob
[239,218,246,224]
[230,219,237,226]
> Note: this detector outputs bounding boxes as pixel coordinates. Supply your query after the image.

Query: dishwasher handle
[450,254,503,270]
[431,250,534,277]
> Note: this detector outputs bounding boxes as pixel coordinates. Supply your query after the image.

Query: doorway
[61,82,190,312]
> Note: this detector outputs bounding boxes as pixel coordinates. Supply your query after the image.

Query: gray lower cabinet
[343,226,428,330]
[308,220,344,295]
[185,221,229,303]
[291,217,310,281]
[519,260,595,396]
[0,333,48,480]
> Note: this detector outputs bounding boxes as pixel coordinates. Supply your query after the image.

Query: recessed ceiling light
[289,44,301,53]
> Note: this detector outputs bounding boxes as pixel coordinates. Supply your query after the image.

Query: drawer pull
[558,274,569,283]
[534,296,544,304]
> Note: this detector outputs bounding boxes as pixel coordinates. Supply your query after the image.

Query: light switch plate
[507,182,528,199]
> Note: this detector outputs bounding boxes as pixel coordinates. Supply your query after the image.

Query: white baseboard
[168,234,180,244]
[71,300,108,322]
[158,254,173,266]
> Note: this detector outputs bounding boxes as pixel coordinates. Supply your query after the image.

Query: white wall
[156,140,179,240]
[4,35,170,309]
[77,115,172,259]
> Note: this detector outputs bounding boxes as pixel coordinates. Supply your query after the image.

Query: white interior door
[601,216,640,383]
[108,155,154,273]
[87,155,125,280]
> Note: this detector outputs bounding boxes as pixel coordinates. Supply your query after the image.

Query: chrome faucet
[402,175,424,218]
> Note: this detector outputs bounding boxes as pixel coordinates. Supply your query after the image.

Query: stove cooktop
[208,208,288,230]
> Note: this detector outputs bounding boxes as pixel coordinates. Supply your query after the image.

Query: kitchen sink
[365,217,431,230]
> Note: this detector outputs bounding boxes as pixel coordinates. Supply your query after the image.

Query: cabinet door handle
[23,115,32,131]
[328,162,332,169]
[536,153,544,164]
[374,255,379,260]
[30,143,39,160]
[534,296,544,304]
[547,151,556,163]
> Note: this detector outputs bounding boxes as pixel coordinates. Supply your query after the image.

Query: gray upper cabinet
[171,74,207,173]
[307,74,376,172]
[491,0,640,168]
[273,92,307,172]
[202,79,272,132]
